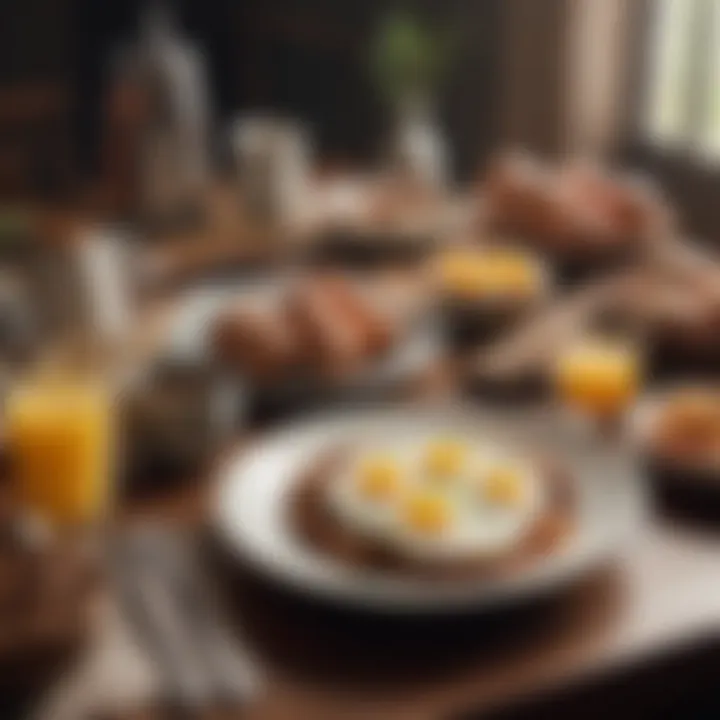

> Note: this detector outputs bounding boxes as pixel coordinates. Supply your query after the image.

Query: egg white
[325,441,545,563]
[394,459,543,562]
[326,445,420,538]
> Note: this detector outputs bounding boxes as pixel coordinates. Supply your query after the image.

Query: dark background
[0,0,502,196]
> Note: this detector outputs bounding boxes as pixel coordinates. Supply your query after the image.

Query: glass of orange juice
[5,371,116,529]
[554,334,642,427]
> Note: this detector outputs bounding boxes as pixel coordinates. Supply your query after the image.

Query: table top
[101,436,720,720]
[101,255,720,719]
[232,519,720,720]
[24,188,720,719]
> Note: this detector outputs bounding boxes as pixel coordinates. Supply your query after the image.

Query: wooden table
[27,200,720,718]
[81,265,720,718]
[88,464,720,720]
[226,518,720,720]
[78,359,720,720]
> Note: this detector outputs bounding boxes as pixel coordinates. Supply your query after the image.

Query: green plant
[369,9,453,107]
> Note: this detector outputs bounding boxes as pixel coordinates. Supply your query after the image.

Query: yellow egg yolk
[403,492,452,535]
[357,456,403,501]
[489,254,537,292]
[482,467,526,506]
[438,250,538,299]
[424,439,467,478]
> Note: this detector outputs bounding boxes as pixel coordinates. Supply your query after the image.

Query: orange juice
[555,338,641,418]
[6,375,115,526]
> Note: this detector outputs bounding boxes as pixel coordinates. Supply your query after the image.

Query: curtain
[497,0,634,160]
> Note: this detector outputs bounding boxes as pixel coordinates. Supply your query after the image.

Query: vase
[388,98,448,192]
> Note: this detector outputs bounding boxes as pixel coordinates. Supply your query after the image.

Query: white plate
[164,276,440,399]
[213,405,646,613]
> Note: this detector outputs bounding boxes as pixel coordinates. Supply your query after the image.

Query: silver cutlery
[114,536,211,718]
[114,528,262,716]
[146,531,262,707]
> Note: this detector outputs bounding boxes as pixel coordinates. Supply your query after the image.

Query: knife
[113,535,212,717]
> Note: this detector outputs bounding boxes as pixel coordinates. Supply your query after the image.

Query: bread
[284,279,369,378]
[314,275,395,355]
[212,302,299,381]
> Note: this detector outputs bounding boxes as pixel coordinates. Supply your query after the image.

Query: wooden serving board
[465,231,720,397]
[465,269,647,398]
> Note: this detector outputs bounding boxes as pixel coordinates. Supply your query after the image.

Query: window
[644,0,720,156]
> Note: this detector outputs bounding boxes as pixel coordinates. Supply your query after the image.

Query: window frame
[622,0,720,240]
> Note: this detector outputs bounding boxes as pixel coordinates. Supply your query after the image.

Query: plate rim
[212,404,646,613]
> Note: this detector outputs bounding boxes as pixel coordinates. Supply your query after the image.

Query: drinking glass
[5,371,116,529]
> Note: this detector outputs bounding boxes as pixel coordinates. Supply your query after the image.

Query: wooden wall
[231,0,502,181]
[0,0,72,198]
[2,0,503,195]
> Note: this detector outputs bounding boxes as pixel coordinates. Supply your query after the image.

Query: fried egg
[327,448,413,536]
[326,438,545,562]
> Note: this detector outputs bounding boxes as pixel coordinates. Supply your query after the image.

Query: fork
[115,536,210,718]
[119,528,263,714]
